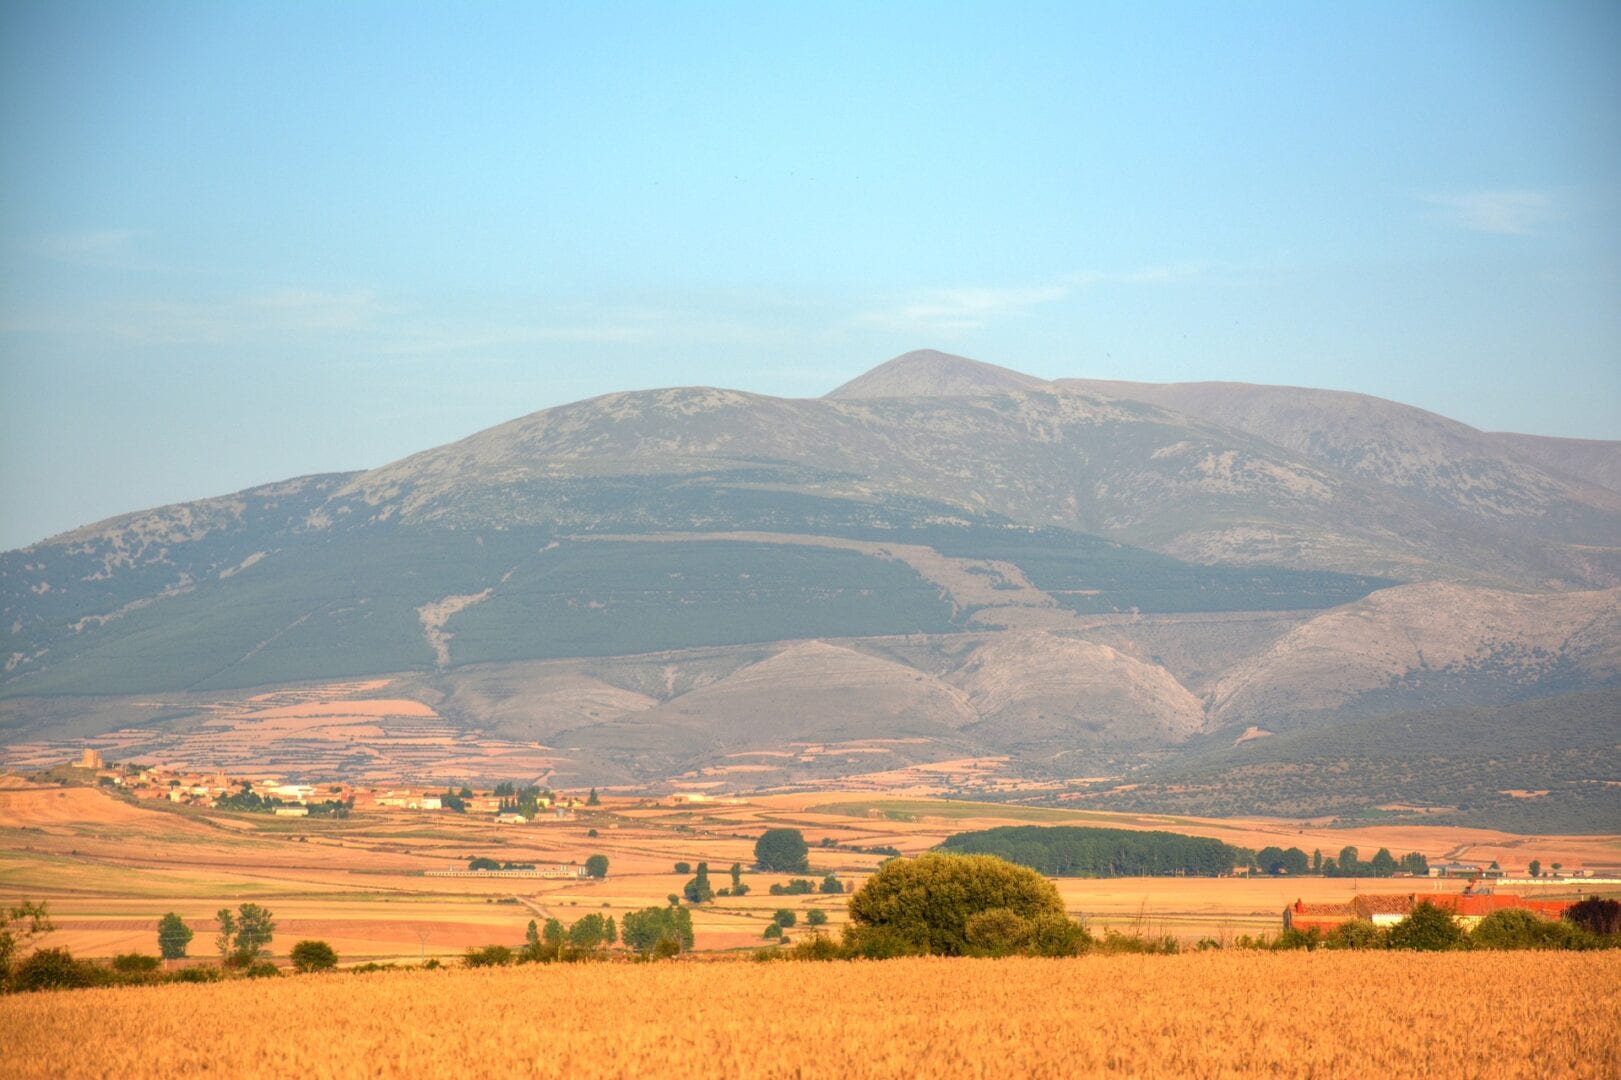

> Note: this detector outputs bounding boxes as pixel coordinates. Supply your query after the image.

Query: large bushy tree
[845,853,1081,957]
[754,829,809,873]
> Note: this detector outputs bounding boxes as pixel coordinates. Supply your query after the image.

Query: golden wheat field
[4,953,1618,1079]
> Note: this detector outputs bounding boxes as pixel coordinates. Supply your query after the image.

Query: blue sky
[2,1,1618,550]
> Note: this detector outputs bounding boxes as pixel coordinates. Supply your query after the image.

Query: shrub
[840,924,927,959]
[464,945,515,968]
[290,939,338,972]
[1325,919,1387,950]
[790,934,845,961]
[806,909,829,927]
[964,908,1030,956]
[649,936,681,960]
[1024,912,1092,957]
[111,952,161,974]
[1565,898,1621,937]
[762,924,782,940]
[1470,909,1589,951]
[673,862,691,874]
[820,874,843,895]
[1388,901,1462,951]
[845,853,1070,957]
[171,965,222,983]
[1096,930,1179,955]
[241,961,280,979]
[773,909,797,929]
[1271,928,1322,951]
[11,948,99,992]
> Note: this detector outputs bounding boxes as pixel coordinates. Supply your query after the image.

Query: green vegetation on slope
[447,539,958,664]
[1080,689,1621,833]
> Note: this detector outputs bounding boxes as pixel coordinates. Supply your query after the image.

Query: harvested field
[4,953,1618,1078]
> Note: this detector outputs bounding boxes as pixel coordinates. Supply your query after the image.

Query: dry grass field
[3,953,1618,1078]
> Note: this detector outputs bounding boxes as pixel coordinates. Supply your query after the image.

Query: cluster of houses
[1284,892,1577,933]
[71,751,583,820]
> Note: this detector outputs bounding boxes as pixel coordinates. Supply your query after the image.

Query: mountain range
[2,350,1617,830]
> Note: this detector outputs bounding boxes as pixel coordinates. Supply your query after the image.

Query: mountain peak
[825,349,1050,399]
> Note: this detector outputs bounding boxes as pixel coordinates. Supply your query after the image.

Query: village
[61,747,592,823]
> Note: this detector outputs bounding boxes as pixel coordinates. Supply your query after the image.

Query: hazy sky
[3,2,1618,551]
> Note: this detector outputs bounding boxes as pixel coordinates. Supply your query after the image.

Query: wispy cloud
[1419,190,1551,235]
[1064,262,1206,287]
[104,288,387,345]
[24,228,149,268]
[859,284,1068,333]
[859,264,1203,334]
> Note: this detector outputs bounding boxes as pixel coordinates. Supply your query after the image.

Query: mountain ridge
[2,349,1618,829]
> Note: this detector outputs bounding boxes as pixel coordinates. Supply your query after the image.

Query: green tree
[289,940,338,972]
[1337,846,1361,876]
[621,905,693,953]
[1311,849,1322,873]
[730,863,742,890]
[568,913,611,949]
[1368,849,1398,877]
[157,912,193,960]
[232,904,276,961]
[543,918,565,947]
[763,923,782,940]
[819,874,843,894]
[845,853,1072,957]
[522,919,544,962]
[605,916,618,946]
[806,909,829,926]
[1528,859,1542,878]
[754,828,810,873]
[585,854,610,879]
[1,901,54,980]
[1256,846,1287,874]
[587,787,601,806]
[674,862,691,874]
[773,908,797,928]
[683,862,714,904]
[214,908,237,962]
[1388,901,1462,951]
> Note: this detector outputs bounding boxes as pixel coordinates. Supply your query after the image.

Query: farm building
[1284,893,1575,933]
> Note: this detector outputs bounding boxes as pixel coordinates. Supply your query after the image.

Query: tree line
[939,825,1245,877]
